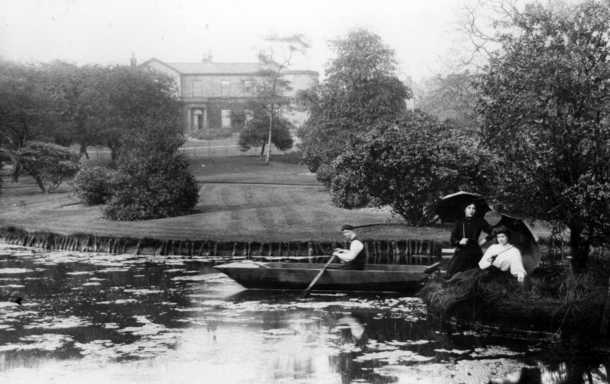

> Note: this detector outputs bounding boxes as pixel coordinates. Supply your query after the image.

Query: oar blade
[303,255,336,295]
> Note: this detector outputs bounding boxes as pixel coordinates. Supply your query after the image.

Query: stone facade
[140,58,318,136]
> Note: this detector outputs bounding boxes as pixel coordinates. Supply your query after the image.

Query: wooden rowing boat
[214,261,437,292]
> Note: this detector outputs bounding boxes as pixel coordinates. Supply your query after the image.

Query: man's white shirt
[334,240,364,262]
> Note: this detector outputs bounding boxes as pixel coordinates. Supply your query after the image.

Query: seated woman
[478,226,527,283]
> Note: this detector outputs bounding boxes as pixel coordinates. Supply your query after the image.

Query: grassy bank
[420,265,610,339]
[0,155,454,243]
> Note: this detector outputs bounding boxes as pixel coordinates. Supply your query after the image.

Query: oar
[424,261,441,274]
[303,254,337,295]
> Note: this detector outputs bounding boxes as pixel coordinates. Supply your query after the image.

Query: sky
[0,0,478,82]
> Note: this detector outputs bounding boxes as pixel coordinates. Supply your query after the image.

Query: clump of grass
[420,266,607,336]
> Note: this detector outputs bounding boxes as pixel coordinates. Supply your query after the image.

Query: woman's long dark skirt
[446,246,483,277]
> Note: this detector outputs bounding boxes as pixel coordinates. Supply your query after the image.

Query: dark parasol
[484,212,541,273]
[435,191,491,222]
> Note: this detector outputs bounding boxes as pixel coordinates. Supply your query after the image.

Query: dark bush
[104,154,199,220]
[330,170,370,209]
[302,150,321,173]
[16,141,79,192]
[328,149,371,209]
[238,111,294,158]
[73,165,116,205]
[315,163,335,188]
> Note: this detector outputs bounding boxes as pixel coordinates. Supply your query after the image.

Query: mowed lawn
[0,155,451,242]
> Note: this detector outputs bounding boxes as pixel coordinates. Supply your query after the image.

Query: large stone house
[140,57,318,136]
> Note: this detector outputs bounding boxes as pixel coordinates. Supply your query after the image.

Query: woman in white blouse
[478,226,527,283]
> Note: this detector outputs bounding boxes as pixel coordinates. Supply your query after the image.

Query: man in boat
[332,225,365,269]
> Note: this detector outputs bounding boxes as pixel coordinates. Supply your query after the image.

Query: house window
[220,80,230,96]
[221,109,232,129]
[244,109,254,124]
[242,80,253,94]
[192,109,204,130]
[192,81,204,97]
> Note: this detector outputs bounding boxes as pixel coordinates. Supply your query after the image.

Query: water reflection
[0,242,607,383]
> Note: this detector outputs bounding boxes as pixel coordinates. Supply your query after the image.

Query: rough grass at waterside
[420,266,608,337]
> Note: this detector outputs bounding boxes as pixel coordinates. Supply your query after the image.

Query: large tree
[0,61,180,165]
[0,61,47,149]
[43,62,110,158]
[478,1,610,271]
[417,71,480,133]
[104,90,198,221]
[298,29,411,172]
[99,65,182,161]
[254,34,308,163]
[16,141,79,193]
[0,61,52,180]
[329,111,497,225]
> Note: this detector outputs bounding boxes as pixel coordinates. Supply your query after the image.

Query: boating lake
[0,241,607,384]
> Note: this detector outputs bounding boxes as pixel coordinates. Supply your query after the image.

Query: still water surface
[0,242,607,384]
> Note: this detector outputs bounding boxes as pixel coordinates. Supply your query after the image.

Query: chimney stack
[130,52,137,68]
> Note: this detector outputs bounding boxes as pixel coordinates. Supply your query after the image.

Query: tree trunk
[600,274,610,337]
[10,156,21,182]
[569,222,590,273]
[79,142,89,159]
[33,174,46,193]
[1,149,21,182]
[265,105,273,164]
[109,145,119,165]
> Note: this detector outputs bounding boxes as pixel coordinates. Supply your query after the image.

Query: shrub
[16,141,79,192]
[238,110,294,158]
[328,149,371,208]
[301,148,322,173]
[315,163,335,188]
[73,165,116,205]
[330,171,370,209]
[104,154,199,220]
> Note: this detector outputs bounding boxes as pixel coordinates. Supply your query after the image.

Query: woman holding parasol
[446,201,492,277]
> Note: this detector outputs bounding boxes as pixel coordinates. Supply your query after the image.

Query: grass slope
[0,155,451,242]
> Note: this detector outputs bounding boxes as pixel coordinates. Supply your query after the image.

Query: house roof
[140,58,317,76]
